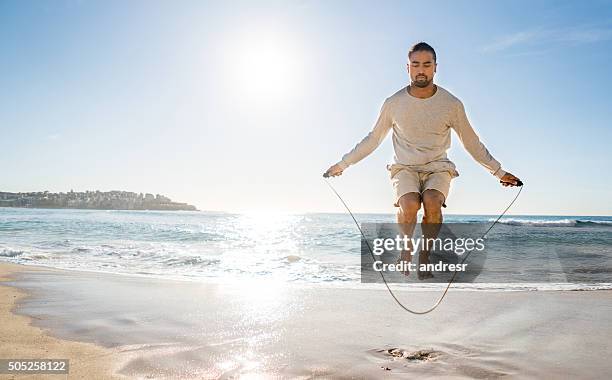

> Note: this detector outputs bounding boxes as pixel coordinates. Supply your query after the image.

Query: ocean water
[1,208,611,290]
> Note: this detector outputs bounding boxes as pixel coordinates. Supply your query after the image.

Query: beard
[412,75,431,88]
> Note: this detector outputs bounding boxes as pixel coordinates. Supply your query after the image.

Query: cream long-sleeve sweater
[337,85,506,179]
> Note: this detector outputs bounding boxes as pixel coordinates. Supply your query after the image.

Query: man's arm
[324,100,393,177]
[451,100,506,179]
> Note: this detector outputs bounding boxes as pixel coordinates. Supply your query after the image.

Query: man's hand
[500,172,522,187]
[323,163,344,178]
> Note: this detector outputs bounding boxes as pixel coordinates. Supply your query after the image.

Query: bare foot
[418,251,434,280]
[397,249,413,277]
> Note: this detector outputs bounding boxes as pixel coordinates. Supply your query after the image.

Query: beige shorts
[389,166,455,208]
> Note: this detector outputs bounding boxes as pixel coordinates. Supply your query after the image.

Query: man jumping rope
[324,42,522,279]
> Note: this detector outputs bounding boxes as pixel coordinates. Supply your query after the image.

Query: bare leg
[419,189,445,280]
[396,192,421,276]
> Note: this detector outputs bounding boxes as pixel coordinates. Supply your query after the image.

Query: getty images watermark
[360,222,611,285]
[360,223,491,283]
[370,234,485,273]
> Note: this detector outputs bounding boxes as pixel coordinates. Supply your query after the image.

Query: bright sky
[1,0,611,215]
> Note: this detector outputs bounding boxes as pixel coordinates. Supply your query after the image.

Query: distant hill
[0,190,197,211]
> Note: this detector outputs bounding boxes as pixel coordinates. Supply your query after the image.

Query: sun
[225,34,301,103]
[245,44,292,96]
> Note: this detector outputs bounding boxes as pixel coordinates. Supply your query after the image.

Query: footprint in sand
[379,347,442,362]
[370,344,516,377]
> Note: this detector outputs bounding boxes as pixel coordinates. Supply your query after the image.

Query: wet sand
[0,263,125,379]
[2,262,612,379]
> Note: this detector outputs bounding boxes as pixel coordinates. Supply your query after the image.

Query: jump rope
[323,174,523,315]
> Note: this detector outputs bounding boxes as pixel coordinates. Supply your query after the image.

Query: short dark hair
[408,42,436,62]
